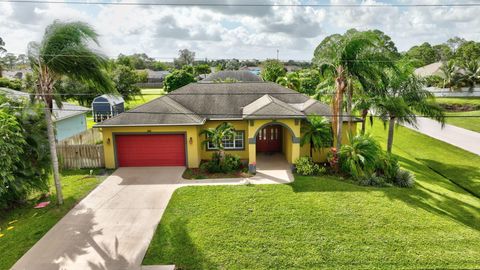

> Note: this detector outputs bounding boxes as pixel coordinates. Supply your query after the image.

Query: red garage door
[115,134,185,167]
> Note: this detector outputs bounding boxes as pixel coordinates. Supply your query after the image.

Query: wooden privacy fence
[57,144,105,169]
[58,128,103,145]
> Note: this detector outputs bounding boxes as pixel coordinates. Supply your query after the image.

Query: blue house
[0,87,89,141]
[92,94,125,122]
[52,103,89,141]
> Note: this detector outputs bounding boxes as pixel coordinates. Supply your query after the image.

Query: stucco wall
[199,120,249,160]
[100,118,304,169]
[300,122,358,162]
[55,113,87,141]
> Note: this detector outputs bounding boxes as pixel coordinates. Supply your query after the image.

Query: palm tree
[276,72,301,91]
[354,93,377,134]
[300,115,333,158]
[440,60,463,91]
[462,60,480,91]
[200,122,236,160]
[376,70,445,153]
[313,29,396,153]
[28,21,113,205]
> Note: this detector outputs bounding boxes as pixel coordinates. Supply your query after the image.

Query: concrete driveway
[12,167,184,270]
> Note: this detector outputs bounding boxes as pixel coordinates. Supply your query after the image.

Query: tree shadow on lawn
[416,158,480,198]
[143,217,214,269]
[289,157,480,232]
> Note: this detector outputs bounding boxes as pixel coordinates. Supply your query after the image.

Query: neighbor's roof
[202,70,263,82]
[52,103,90,122]
[95,82,360,127]
[0,87,89,121]
[414,62,444,78]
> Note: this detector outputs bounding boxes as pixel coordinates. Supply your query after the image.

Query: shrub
[200,153,242,173]
[0,95,50,209]
[294,156,325,176]
[359,173,387,187]
[395,169,416,188]
[375,152,399,182]
[0,77,22,90]
[339,134,381,180]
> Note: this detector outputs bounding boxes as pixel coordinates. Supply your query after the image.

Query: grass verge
[0,169,110,270]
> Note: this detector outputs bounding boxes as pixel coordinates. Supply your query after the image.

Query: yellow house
[95,80,359,173]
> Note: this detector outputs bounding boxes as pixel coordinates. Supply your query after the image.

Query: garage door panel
[116,134,185,167]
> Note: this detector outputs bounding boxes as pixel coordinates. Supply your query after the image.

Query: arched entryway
[250,123,295,181]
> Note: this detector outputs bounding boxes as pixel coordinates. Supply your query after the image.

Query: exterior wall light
[107,138,111,145]
[189,137,193,144]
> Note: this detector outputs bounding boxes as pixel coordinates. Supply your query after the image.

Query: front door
[256,125,282,153]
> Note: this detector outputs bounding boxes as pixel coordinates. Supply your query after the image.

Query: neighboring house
[92,94,125,122]
[52,103,89,141]
[0,87,89,141]
[203,70,263,82]
[95,82,359,172]
[414,62,444,78]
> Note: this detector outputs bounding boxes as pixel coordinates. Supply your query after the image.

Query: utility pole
[276,49,279,61]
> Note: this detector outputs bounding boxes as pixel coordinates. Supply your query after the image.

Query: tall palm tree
[376,70,445,153]
[313,29,396,153]
[300,115,333,158]
[276,72,301,91]
[200,122,236,160]
[28,21,113,205]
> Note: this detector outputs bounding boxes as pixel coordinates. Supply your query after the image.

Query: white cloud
[1,0,480,60]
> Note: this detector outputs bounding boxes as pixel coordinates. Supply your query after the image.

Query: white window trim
[207,131,244,150]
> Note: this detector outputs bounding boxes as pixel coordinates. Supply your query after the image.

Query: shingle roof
[202,70,263,82]
[94,81,361,127]
[243,94,304,119]
[52,103,90,122]
[94,95,205,126]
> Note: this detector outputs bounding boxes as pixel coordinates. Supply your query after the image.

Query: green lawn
[125,88,164,110]
[435,97,480,106]
[445,110,480,132]
[0,169,110,270]
[143,124,480,269]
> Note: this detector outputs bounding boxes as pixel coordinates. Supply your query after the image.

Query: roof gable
[243,94,304,119]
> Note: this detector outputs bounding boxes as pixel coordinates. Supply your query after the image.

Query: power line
[2,0,480,7]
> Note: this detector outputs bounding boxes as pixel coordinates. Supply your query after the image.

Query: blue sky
[1,0,479,61]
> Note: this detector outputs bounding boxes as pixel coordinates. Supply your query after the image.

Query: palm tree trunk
[387,116,395,153]
[335,67,346,151]
[346,81,353,131]
[44,107,64,205]
[310,140,313,158]
[361,108,368,134]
